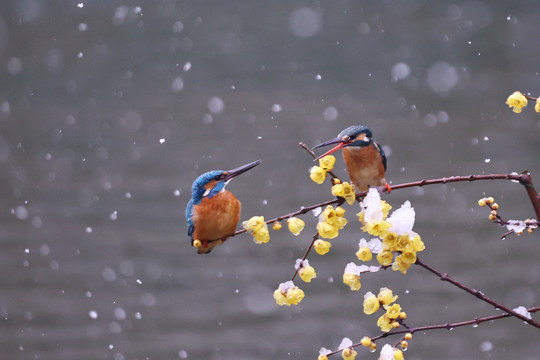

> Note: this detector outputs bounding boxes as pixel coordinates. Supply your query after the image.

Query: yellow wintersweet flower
[376,250,393,266]
[401,249,417,264]
[242,216,265,232]
[321,205,348,229]
[381,201,392,219]
[332,182,356,205]
[356,246,373,262]
[376,314,393,332]
[386,303,402,319]
[392,255,412,274]
[287,217,305,236]
[274,282,305,306]
[299,265,317,283]
[318,355,328,360]
[395,235,411,251]
[362,220,391,237]
[343,273,361,291]
[314,239,332,255]
[335,206,346,217]
[341,347,357,360]
[310,166,327,184]
[536,98,540,114]
[318,155,336,171]
[360,337,372,347]
[317,221,339,239]
[252,226,270,244]
[378,287,398,306]
[363,292,380,315]
[394,349,404,360]
[192,239,202,248]
[357,210,365,223]
[286,287,305,305]
[382,231,398,250]
[273,289,287,306]
[410,234,425,252]
[272,221,282,230]
[506,91,528,113]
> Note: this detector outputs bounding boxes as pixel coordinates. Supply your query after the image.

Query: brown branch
[291,231,319,281]
[415,257,540,329]
[324,305,540,357]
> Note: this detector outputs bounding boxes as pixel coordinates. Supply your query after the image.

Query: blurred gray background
[1,1,539,359]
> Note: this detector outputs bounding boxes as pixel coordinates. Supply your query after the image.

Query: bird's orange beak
[223,159,261,181]
[312,138,352,161]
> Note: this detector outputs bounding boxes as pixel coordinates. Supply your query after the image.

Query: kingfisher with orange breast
[313,125,389,192]
[186,160,261,254]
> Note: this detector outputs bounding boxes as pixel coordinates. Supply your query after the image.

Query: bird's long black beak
[312,137,352,161]
[223,160,261,181]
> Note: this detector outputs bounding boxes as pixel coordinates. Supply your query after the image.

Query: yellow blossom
[382,231,398,250]
[274,283,305,306]
[299,265,317,283]
[394,348,404,360]
[286,287,305,305]
[317,221,339,239]
[319,155,336,171]
[341,347,357,360]
[287,217,305,236]
[310,166,327,184]
[376,314,393,332]
[273,289,287,306]
[401,249,417,264]
[392,255,412,274]
[395,235,411,251]
[410,234,425,252]
[381,201,392,219]
[363,292,380,315]
[478,198,486,207]
[192,239,202,248]
[506,91,528,113]
[376,250,393,266]
[254,227,271,245]
[335,206,346,217]
[378,287,398,306]
[536,98,540,114]
[242,216,265,232]
[318,355,328,360]
[360,337,372,347]
[272,221,282,230]
[343,273,361,291]
[356,246,373,262]
[332,182,356,205]
[386,303,402,319]
[357,211,365,223]
[404,333,412,341]
[314,239,332,255]
[322,205,348,229]
[362,220,391,237]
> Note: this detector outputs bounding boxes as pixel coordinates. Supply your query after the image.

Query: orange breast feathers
[191,190,241,243]
[342,143,387,191]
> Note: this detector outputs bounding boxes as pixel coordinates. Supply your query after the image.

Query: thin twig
[415,257,540,329]
[323,305,540,356]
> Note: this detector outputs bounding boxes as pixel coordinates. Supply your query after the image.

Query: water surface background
[1,1,540,359]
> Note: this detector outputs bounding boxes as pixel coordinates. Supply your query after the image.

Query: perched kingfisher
[186,160,261,254]
[313,125,389,192]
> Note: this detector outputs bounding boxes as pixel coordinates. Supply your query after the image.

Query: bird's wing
[185,198,194,237]
[375,142,387,171]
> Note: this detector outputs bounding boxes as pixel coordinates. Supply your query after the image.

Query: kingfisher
[186,160,261,254]
[313,125,389,192]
